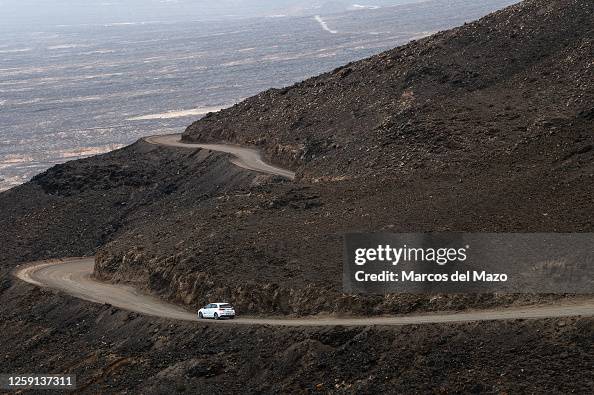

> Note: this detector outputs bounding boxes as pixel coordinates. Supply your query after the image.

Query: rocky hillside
[93,0,593,315]
[2,1,590,317]
[0,141,261,286]
[1,0,593,392]
[2,282,593,393]
[185,0,593,181]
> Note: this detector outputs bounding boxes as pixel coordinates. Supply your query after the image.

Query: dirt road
[15,258,594,326]
[14,136,594,326]
[144,134,295,179]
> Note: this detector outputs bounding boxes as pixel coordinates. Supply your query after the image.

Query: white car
[198,303,236,320]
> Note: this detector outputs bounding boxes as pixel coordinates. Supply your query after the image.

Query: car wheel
[230,316,235,319]
[199,312,203,319]
[214,313,219,320]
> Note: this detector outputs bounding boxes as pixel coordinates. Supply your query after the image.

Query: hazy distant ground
[0,0,516,191]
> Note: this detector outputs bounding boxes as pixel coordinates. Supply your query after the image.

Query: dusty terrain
[0,0,593,392]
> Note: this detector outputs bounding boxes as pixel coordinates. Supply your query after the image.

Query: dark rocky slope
[94,0,593,315]
[0,0,593,392]
[2,282,593,394]
[184,0,594,181]
[0,141,261,288]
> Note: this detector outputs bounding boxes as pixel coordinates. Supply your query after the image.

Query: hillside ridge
[184,0,593,181]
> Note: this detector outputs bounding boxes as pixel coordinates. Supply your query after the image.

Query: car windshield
[219,304,233,309]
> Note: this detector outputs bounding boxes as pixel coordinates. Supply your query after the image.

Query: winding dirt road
[15,258,594,326]
[145,134,295,179]
[12,136,594,326]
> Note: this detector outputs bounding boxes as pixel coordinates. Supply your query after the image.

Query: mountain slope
[0,0,591,317]
[1,1,593,392]
[93,0,593,316]
[184,0,593,181]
